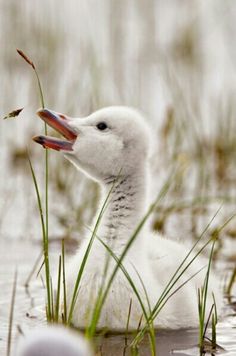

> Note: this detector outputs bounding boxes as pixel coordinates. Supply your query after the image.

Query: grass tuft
[198,238,216,353]
[55,255,62,322]
[226,267,236,296]
[62,239,67,324]
[67,176,120,325]
[86,169,175,340]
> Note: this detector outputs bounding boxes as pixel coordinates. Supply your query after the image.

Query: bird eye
[96,122,108,131]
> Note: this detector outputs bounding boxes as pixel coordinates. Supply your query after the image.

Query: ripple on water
[0,240,235,356]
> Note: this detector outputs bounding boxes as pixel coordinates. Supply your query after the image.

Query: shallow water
[0,239,235,356]
[1,0,236,355]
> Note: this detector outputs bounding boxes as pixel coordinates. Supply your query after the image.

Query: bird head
[34,106,151,182]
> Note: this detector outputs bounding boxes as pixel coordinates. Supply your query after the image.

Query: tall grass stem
[6,270,17,356]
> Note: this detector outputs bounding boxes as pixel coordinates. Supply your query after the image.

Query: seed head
[17,49,35,69]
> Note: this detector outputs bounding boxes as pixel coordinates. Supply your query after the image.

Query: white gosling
[34,106,222,331]
[16,326,93,356]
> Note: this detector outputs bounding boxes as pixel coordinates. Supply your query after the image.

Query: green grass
[130,207,222,350]
[24,250,43,288]
[14,49,236,355]
[62,239,68,323]
[55,254,62,322]
[6,270,17,356]
[211,294,218,350]
[66,177,118,325]
[96,237,156,355]
[1,4,235,355]
[124,299,133,345]
[27,154,52,320]
[198,239,216,354]
[65,170,221,355]
[85,169,175,343]
[25,124,226,355]
[197,214,236,354]
[226,267,236,296]
[17,49,52,321]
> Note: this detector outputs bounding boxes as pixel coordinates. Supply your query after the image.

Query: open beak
[33,109,78,151]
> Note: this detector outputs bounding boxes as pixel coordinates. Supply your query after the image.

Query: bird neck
[97,168,149,252]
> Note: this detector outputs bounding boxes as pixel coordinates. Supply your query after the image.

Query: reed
[198,238,216,354]
[86,169,175,343]
[6,270,17,356]
[226,267,236,296]
[67,178,117,325]
[17,49,52,321]
[62,239,68,323]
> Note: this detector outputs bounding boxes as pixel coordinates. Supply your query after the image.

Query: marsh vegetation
[1,1,236,355]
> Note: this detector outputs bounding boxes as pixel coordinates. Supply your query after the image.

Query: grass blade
[96,236,156,354]
[24,250,43,288]
[7,270,17,356]
[67,177,118,324]
[86,170,174,338]
[55,255,62,322]
[131,207,223,347]
[62,239,67,323]
[226,267,236,296]
[125,299,132,340]
[17,50,51,322]
[27,154,52,320]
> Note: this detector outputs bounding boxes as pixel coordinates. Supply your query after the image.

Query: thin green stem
[131,207,222,347]
[125,299,132,339]
[67,177,117,324]
[87,171,174,338]
[97,237,156,354]
[17,49,52,322]
[62,239,67,323]
[27,154,52,320]
[55,255,62,322]
[34,69,45,109]
[226,267,236,295]
[7,270,17,356]
[34,62,51,321]
[34,68,50,309]
[50,277,54,321]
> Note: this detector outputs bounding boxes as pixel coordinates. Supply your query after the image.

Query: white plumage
[16,326,93,356]
[35,106,222,331]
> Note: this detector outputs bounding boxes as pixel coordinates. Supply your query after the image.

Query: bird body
[34,106,222,331]
[65,200,220,331]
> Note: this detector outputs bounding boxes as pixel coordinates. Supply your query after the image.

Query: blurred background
[1,1,236,354]
[1,0,236,246]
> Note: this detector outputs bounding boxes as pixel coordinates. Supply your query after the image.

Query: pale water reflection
[0,240,235,356]
[1,1,236,355]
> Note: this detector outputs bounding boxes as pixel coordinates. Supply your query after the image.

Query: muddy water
[0,240,235,356]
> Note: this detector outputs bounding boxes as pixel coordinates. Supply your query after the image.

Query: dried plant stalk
[17,49,35,69]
